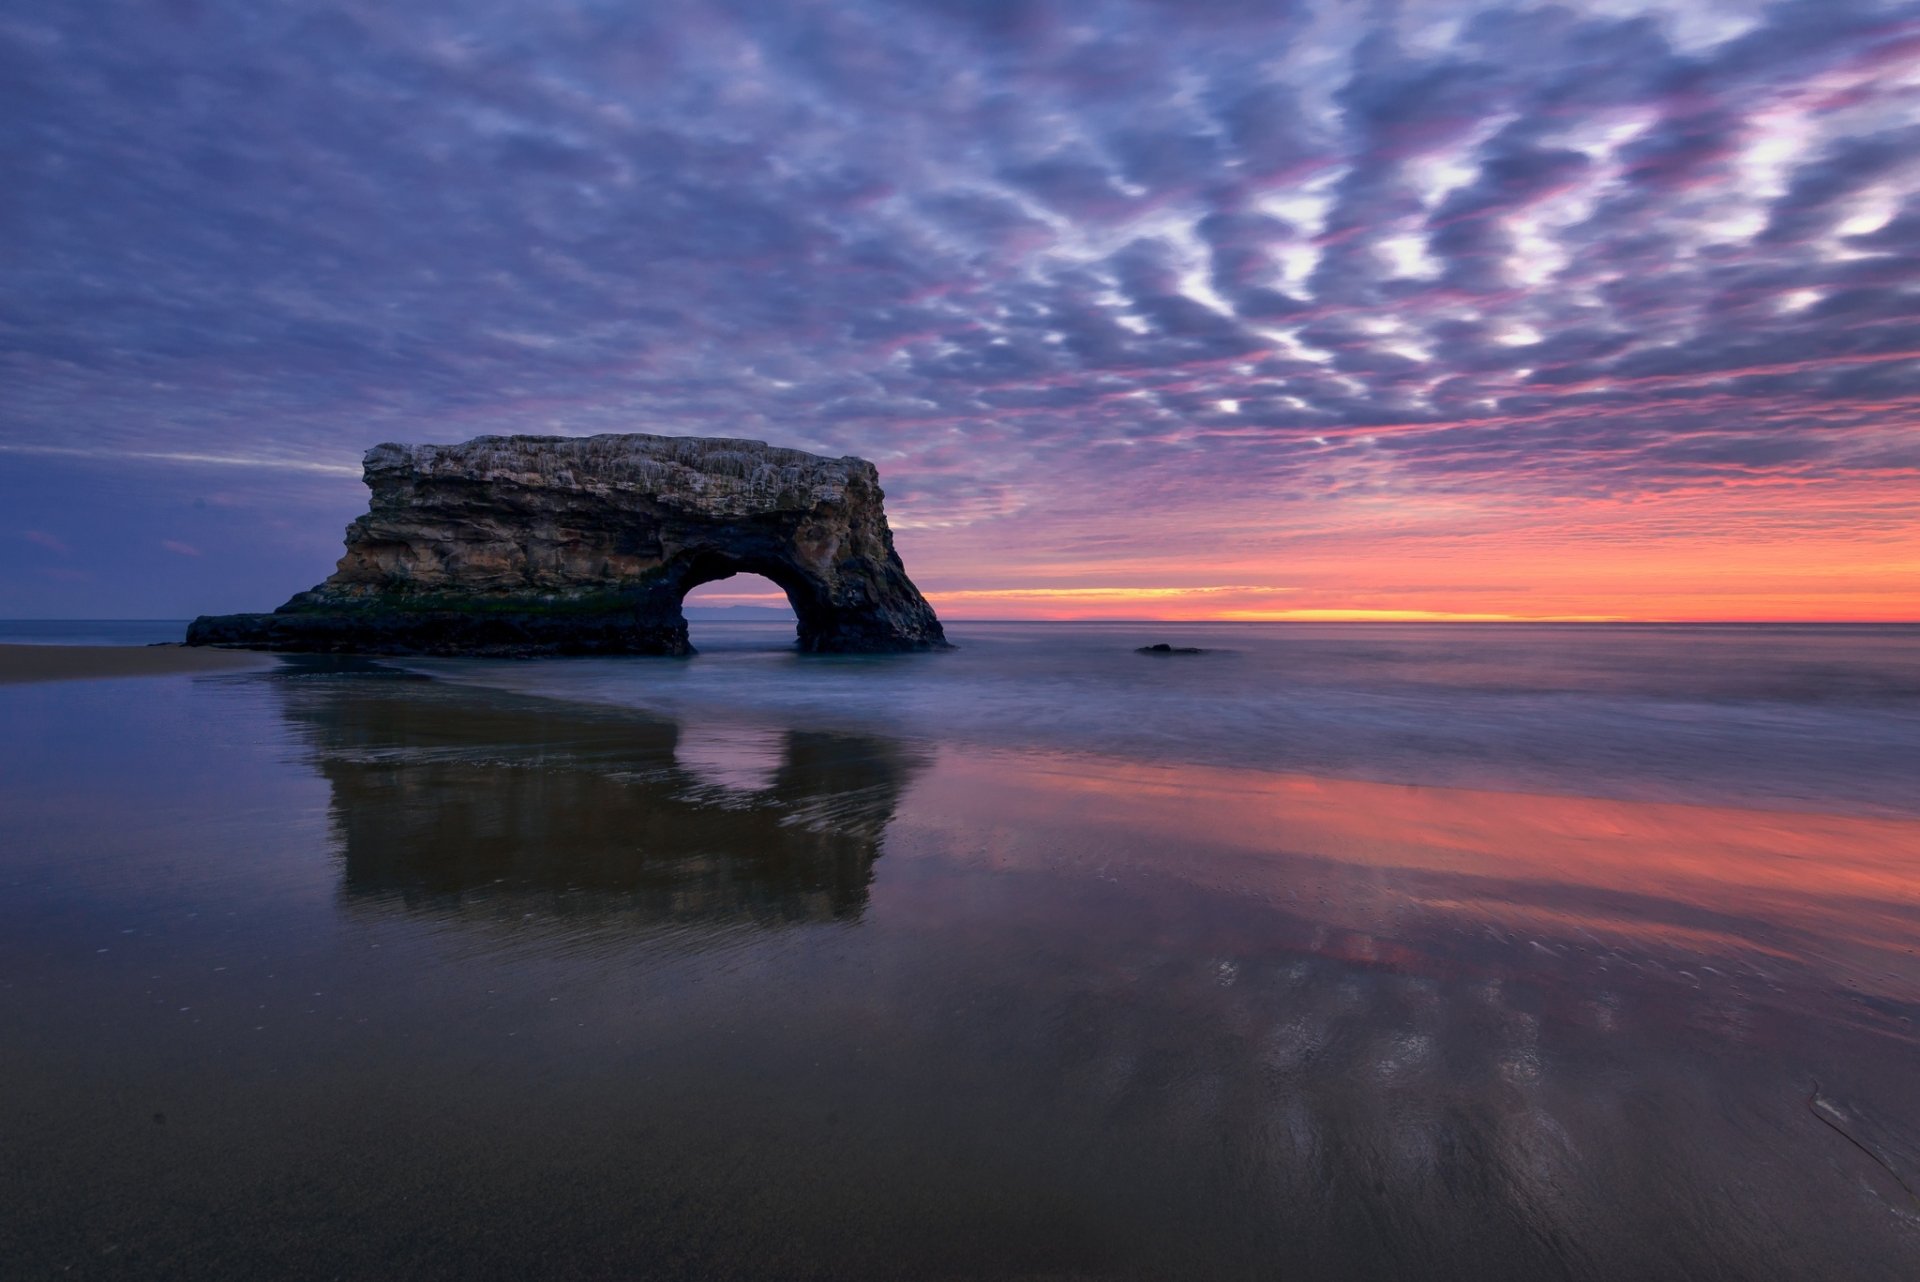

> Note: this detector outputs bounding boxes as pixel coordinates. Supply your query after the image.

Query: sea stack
[187,433,948,656]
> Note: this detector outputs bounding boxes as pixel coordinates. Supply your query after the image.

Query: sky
[2,0,1917,622]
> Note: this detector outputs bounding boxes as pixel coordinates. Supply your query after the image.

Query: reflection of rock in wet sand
[269,663,927,925]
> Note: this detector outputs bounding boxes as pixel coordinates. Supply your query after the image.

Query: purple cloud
[1,0,1917,614]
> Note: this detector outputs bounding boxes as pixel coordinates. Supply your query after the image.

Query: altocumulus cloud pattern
[2,0,1917,617]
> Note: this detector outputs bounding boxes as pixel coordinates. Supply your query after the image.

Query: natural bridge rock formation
[187,433,948,656]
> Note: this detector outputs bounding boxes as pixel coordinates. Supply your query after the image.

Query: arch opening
[650,541,945,656]
[679,568,807,651]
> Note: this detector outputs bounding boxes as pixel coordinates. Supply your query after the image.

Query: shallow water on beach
[3,624,1919,1280]
[425,620,1920,816]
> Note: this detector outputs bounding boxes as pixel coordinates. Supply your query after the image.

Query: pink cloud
[22,529,69,554]
[162,539,202,557]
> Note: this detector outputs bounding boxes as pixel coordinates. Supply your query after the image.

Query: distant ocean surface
[0,618,189,646]
[409,620,1920,819]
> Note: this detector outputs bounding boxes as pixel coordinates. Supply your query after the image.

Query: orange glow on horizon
[690,581,1915,624]
[685,477,1920,623]
[685,591,1915,624]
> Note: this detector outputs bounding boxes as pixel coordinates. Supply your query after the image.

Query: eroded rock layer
[188,433,948,656]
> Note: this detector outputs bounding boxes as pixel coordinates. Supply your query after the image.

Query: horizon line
[5,615,1916,627]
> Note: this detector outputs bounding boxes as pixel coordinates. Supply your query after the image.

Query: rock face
[188,433,948,656]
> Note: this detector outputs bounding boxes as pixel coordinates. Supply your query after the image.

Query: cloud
[162,539,203,557]
[1,0,1917,616]
[0,445,361,476]
[22,530,70,555]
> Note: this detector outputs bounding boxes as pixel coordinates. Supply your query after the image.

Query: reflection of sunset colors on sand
[907,752,1920,1006]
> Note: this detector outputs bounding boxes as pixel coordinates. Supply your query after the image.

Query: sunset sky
[3,0,1917,621]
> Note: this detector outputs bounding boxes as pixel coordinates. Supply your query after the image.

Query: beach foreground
[0,643,269,685]
[2,626,1917,1280]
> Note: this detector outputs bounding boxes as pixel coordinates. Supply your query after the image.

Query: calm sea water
[420,620,1920,817]
[0,619,189,646]
[3,623,1918,1279]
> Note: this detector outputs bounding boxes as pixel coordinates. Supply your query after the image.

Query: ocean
[0,619,194,647]
[2,622,1917,1279]
[423,620,1920,817]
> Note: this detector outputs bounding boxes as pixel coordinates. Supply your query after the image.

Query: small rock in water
[1137,642,1208,655]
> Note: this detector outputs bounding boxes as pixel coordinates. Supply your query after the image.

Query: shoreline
[0,643,274,685]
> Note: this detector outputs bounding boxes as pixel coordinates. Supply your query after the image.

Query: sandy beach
[4,626,1917,1280]
[0,643,272,684]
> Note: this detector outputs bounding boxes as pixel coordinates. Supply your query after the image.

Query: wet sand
[3,655,1918,1279]
[0,643,271,684]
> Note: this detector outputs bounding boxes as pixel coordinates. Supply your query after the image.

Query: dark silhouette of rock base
[188,433,949,656]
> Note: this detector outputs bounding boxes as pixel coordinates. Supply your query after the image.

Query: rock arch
[188,433,949,656]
